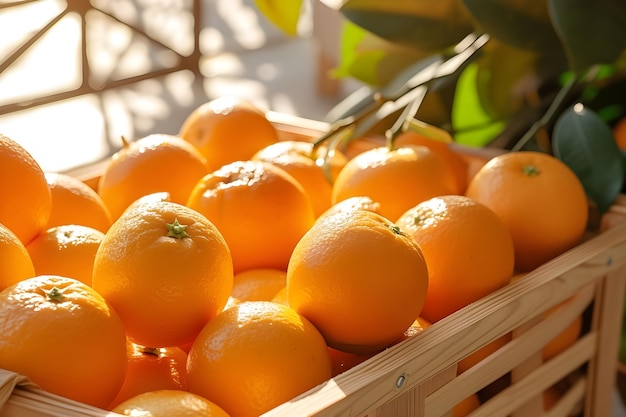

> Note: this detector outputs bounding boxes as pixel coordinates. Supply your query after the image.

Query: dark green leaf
[340,0,475,50]
[552,104,625,213]
[548,0,626,72]
[462,0,562,52]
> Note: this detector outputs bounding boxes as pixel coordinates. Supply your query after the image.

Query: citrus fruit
[287,209,429,354]
[457,333,512,374]
[187,160,315,273]
[0,222,35,291]
[26,224,105,286]
[0,275,127,408]
[187,301,332,417]
[331,145,458,221]
[465,151,588,272]
[396,195,515,323]
[231,268,287,301]
[252,140,348,217]
[614,116,626,150]
[112,390,231,417]
[123,191,172,215]
[328,347,375,378]
[91,201,234,348]
[109,342,188,409]
[179,96,280,171]
[542,298,582,362]
[316,195,382,223]
[453,393,481,416]
[97,134,210,220]
[44,172,112,232]
[393,130,470,194]
[0,134,51,244]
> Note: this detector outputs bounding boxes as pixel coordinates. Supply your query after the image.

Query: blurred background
[0,0,362,173]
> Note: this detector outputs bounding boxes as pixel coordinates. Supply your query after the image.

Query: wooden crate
[2,113,626,417]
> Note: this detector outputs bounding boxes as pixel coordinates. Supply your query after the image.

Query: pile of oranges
[0,96,615,417]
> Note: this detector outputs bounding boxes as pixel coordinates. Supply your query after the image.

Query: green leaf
[340,0,475,50]
[253,0,303,36]
[334,21,433,86]
[548,0,626,72]
[462,0,562,52]
[552,104,625,213]
[452,62,506,147]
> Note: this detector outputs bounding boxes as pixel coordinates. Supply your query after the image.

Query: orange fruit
[316,195,382,223]
[187,301,332,417]
[0,222,35,291]
[453,393,481,417]
[0,275,127,408]
[393,130,470,194]
[26,224,105,286]
[396,195,514,323]
[392,316,431,345]
[542,299,582,362]
[91,201,234,348]
[457,333,512,374]
[231,268,287,301]
[123,191,172,215]
[287,209,429,354]
[465,151,589,272]
[97,134,210,220]
[109,342,188,409]
[614,116,626,150]
[252,140,348,217]
[331,145,459,221]
[187,160,315,273]
[271,286,288,305]
[179,96,280,171]
[112,390,231,417]
[44,172,112,232]
[0,134,51,244]
[328,347,375,378]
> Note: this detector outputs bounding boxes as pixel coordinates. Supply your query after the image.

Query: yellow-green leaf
[254,0,303,36]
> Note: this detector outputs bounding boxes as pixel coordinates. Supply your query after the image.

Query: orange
[453,393,481,417]
[328,347,375,378]
[0,275,127,408]
[542,299,582,362]
[0,222,35,291]
[271,286,288,305]
[614,116,626,150]
[187,301,332,417]
[287,209,429,354]
[0,134,51,244]
[97,134,210,220]
[179,96,280,171]
[123,191,172,215]
[187,160,315,273]
[109,342,188,409]
[112,390,231,417]
[393,130,470,194]
[510,273,582,362]
[331,145,459,221]
[457,333,512,374]
[231,268,287,301]
[91,201,234,348]
[465,151,589,272]
[252,140,348,217]
[316,195,382,223]
[44,172,112,232]
[391,316,431,345]
[396,195,515,323]
[26,224,105,286]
